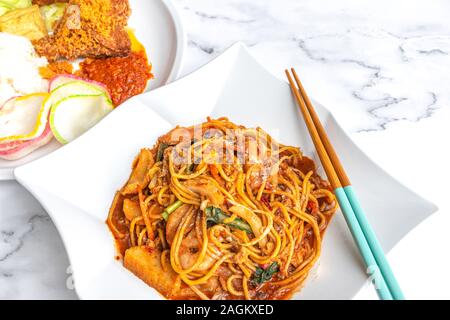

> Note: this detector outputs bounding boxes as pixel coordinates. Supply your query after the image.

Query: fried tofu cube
[0,5,47,40]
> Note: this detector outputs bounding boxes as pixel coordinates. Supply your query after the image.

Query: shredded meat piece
[33,0,131,62]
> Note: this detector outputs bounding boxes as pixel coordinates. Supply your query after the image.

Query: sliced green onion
[162,200,183,221]
[251,262,279,285]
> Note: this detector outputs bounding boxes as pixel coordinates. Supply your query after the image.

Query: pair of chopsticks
[286,68,404,300]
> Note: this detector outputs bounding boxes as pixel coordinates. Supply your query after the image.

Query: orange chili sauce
[77,31,153,106]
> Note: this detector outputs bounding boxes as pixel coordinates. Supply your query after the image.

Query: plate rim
[0,0,187,181]
[161,0,187,84]
[14,42,438,299]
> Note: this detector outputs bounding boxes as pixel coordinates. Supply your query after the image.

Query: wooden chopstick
[289,68,404,300]
[286,69,397,300]
[290,69,351,187]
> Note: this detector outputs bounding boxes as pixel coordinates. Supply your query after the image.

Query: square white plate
[0,0,186,180]
[14,43,437,300]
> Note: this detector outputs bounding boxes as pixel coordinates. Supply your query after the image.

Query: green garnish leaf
[251,262,279,285]
[156,143,169,162]
[205,206,252,234]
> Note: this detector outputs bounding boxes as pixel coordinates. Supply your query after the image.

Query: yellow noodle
[227,275,244,296]
[111,117,337,301]
[243,276,251,300]
[129,216,143,247]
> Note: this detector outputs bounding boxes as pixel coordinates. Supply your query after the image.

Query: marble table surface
[1,0,450,299]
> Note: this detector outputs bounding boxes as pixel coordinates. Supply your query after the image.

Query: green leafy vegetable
[40,3,67,32]
[162,200,183,221]
[251,262,279,285]
[0,0,31,17]
[156,142,169,162]
[205,206,252,234]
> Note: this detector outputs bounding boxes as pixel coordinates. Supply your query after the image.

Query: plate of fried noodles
[14,43,437,300]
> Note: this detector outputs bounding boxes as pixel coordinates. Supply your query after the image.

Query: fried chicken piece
[33,0,131,62]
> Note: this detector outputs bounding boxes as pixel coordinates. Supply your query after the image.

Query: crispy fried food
[33,0,131,62]
[0,5,47,41]
[39,61,74,79]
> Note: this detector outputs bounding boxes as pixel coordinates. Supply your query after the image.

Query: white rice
[0,32,48,106]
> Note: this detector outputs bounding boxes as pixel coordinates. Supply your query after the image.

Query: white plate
[14,43,437,300]
[0,0,186,180]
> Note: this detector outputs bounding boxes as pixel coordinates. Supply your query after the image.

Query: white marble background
[1,0,450,299]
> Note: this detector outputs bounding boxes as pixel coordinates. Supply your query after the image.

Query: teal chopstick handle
[344,186,405,300]
[334,188,393,300]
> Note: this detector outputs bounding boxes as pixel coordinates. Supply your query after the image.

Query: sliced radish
[44,80,113,112]
[50,94,113,144]
[49,75,110,98]
[0,93,50,143]
[0,124,53,161]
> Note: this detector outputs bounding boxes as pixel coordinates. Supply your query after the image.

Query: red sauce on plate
[78,50,153,106]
